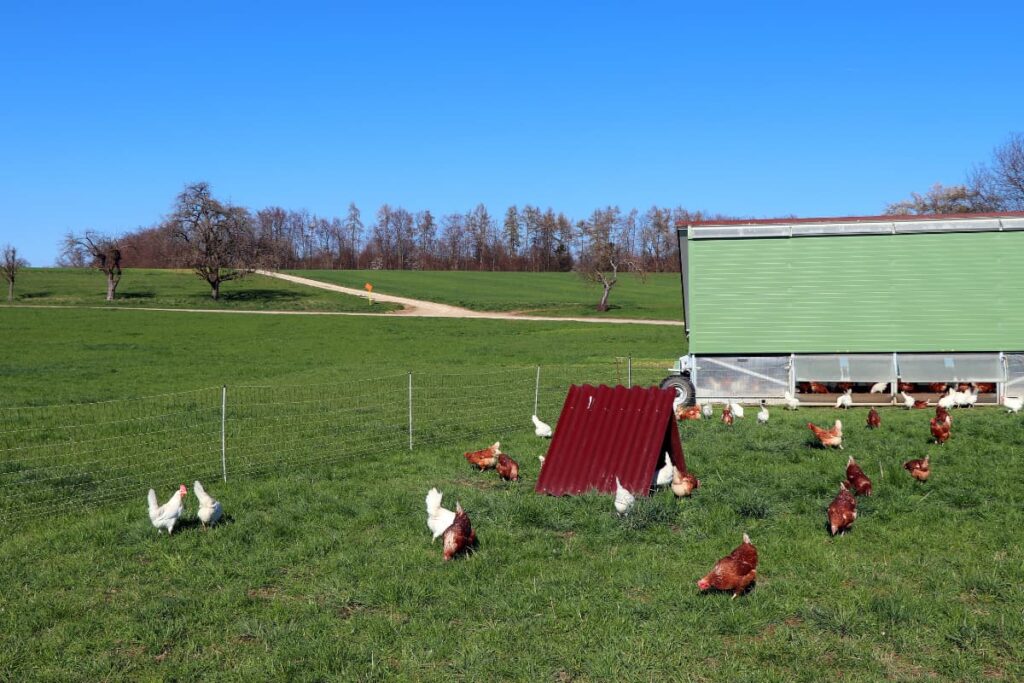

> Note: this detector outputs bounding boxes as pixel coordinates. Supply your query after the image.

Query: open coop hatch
[535,384,685,497]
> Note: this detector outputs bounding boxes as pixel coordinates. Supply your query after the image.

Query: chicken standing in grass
[696,533,758,598]
[442,503,476,561]
[655,453,675,487]
[935,405,952,428]
[930,417,950,445]
[671,467,699,497]
[532,415,552,438]
[783,391,800,410]
[614,477,635,515]
[835,388,853,409]
[425,487,456,541]
[827,481,857,536]
[866,407,881,429]
[1002,396,1023,414]
[722,405,734,426]
[193,480,223,529]
[147,484,187,535]
[756,400,769,424]
[464,442,500,470]
[730,402,745,419]
[845,456,873,496]
[904,455,930,481]
[808,420,843,449]
[676,404,702,421]
[496,453,520,481]
[701,402,714,418]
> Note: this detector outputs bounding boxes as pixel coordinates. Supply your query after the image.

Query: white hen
[869,382,888,394]
[730,402,744,419]
[655,453,674,487]
[1003,396,1024,413]
[899,391,915,409]
[532,414,553,438]
[614,477,635,516]
[148,484,187,535]
[756,399,769,424]
[937,389,956,410]
[538,455,545,466]
[193,480,223,528]
[783,391,800,410]
[835,388,853,410]
[425,487,456,541]
[701,402,713,418]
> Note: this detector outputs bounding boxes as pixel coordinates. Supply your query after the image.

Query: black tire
[660,375,696,407]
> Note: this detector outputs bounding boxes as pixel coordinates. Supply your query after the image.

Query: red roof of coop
[535,384,685,497]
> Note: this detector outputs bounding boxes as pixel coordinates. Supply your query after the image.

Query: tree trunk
[7,280,12,302]
[106,274,115,301]
[597,281,613,311]
[211,280,220,300]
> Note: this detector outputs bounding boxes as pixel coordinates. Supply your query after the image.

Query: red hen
[463,441,500,470]
[696,533,758,598]
[904,455,930,481]
[442,503,476,561]
[722,405,733,426]
[827,481,857,536]
[496,453,520,481]
[845,456,872,496]
[808,420,843,449]
[929,417,950,445]
[676,404,702,421]
[866,408,881,429]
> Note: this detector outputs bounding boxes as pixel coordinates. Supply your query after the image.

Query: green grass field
[1,303,1023,681]
[290,269,685,320]
[5,268,399,313]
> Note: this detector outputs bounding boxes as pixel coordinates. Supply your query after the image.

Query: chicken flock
[145,381,1020,601]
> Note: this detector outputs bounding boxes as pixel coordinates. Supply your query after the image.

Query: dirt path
[257,270,683,326]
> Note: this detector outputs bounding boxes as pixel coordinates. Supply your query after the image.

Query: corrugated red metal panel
[535,384,686,497]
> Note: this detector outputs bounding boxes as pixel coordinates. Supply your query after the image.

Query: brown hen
[808,420,843,449]
[463,441,500,470]
[442,503,477,561]
[827,481,857,536]
[904,455,930,481]
[845,456,872,496]
[696,533,758,598]
[496,453,520,481]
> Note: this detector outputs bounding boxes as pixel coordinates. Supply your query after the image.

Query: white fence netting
[0,359,673,523]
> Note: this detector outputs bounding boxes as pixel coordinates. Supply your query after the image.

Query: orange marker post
[364,282,373,306]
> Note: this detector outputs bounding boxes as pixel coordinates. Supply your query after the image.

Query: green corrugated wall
[688,231,1024,354]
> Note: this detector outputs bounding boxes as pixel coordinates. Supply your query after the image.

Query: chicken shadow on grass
[166,513,235,534]
[698,581,757,599]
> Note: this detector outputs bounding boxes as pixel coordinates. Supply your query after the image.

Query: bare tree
[971,132,1024,210]
[167,182,257,300]
[576,207,644,311]
[885,182,994,215]
[61,231,124,301]
[2,244,28,302]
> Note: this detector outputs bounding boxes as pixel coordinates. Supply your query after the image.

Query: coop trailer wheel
[660,375,696,407]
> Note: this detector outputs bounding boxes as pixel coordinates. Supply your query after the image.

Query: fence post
[534,366,541,416]
[627,356,632,388]
[408,371,413,451]
[221,385,227,482]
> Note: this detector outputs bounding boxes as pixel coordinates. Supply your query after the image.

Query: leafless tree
[970,132,1024,210]
[167,182,258,300]
[2,244,28,302]
[576,207,645,311]
[61,231,124,301]
[885,182,994,215]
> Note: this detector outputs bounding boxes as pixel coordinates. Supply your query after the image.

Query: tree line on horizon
[6,132,1020,304]
[72,199,712,275]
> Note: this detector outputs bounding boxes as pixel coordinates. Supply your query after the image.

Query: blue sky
[1,1,1021,265]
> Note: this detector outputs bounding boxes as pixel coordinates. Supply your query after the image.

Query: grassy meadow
[1,294,1023,681]
[290,269,685,320]
[4,268,399,313]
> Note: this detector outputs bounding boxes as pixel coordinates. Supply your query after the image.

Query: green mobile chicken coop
[662,212,1024,405]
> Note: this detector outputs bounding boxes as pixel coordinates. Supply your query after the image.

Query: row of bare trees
[52,181,712,302]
